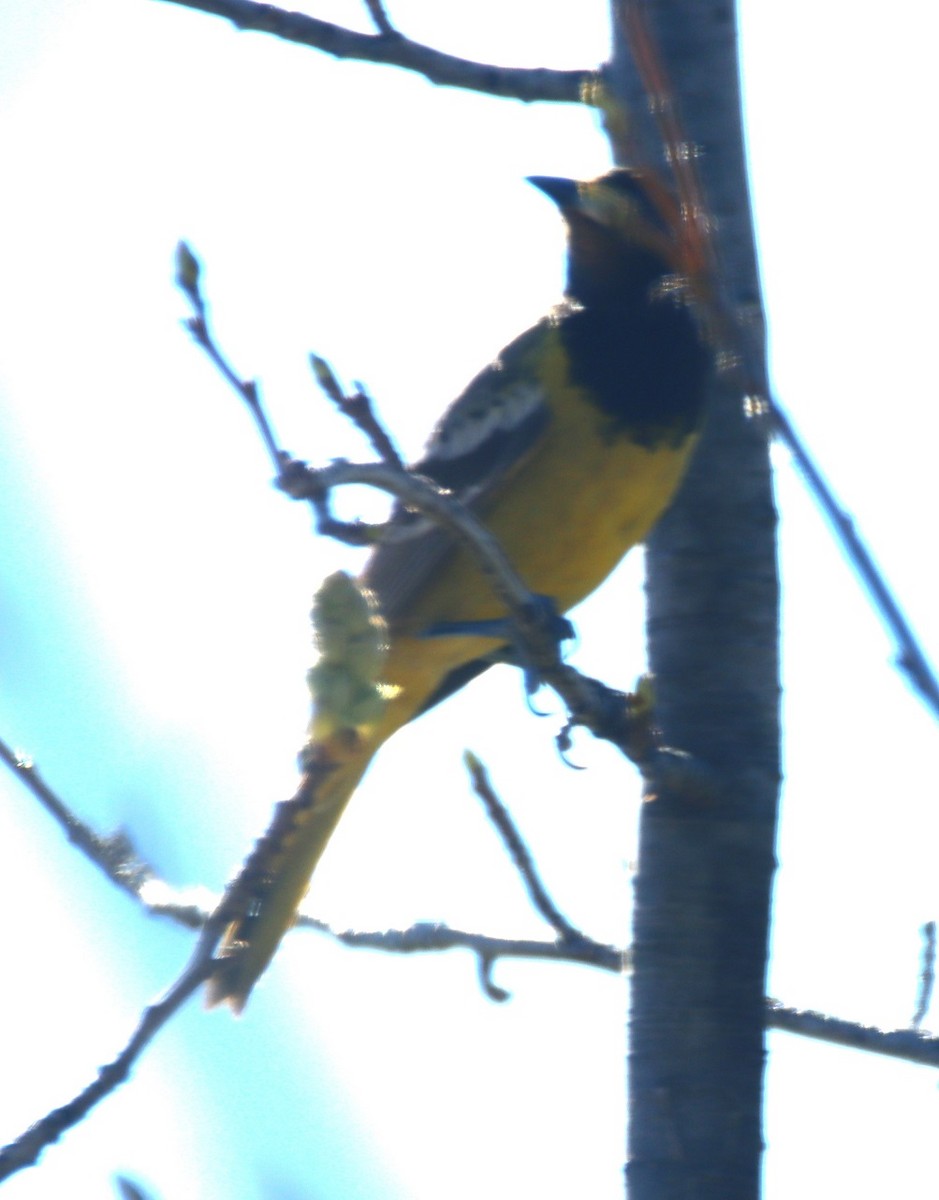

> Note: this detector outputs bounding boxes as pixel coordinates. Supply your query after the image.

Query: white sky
[1,2,938,1198]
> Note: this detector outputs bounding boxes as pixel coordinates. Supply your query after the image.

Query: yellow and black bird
[211,168,713,1009]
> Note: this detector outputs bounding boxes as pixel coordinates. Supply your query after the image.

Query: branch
[309,355,405,469]
[2,730,621,980]
[12,730,939,1061]
[158,0,593,103]
[0,916,226,1182]
[3,725,622,967]
[464,751,590,945]
[0,722,624,1177]
[308,919,623,1002]
[361,0,395,38]
[0,737,156,904]
[176,242,285,474]
[913,920,936,1028]
[766,1001,939,1069]
[770,401,939,721]
[309,918,622,972]
[7,723,936,1153]
[3,719,619,961]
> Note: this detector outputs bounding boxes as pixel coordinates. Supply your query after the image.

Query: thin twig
[176,242,284,473]
[282,457,538,614]
[309,355,404,469]
[157,0,593,103]
[771,402,939,720]
[116,1177,155,1200]
[362,0,396,37]
[766,1000,939,1068]
[913,921,937,1029]
[1,735,221,930]
[318,919,623,974]
[0,737,153,900]
[464,751,587,944]
[0,918,225,1181]
[0,731,263,1179]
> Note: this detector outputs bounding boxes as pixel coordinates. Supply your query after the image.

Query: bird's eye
[582,179,669,242]
[577,180,638,230]
[578,175,674,249]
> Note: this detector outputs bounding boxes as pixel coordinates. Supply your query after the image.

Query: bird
[209,167,713,1010]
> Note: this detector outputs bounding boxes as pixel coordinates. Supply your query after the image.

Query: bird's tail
[206,570,495,1011]
[207,571,407,1012]
[206,726,386,1012]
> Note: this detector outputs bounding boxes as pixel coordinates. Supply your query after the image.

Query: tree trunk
[611,3,781,1197]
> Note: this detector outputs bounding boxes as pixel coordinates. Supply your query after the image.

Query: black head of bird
[528,168,681,306]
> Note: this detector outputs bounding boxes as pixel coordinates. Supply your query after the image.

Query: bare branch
[464,751,587,944]
[0,737,154,902]
[361,0,396,38]
[766,1001,939,1069]
[769,401,939,721]
[312,918,623,974]
[177,242,285,474]
[9,722,936,1146]
[157,0,593,103]
[913,921,937,1029]
[1,729,622,980]
[0,917,226,1182]
[309,355,404,469]
[2,724,623,1173]
[282,456,544,616]
[3,721,622,973]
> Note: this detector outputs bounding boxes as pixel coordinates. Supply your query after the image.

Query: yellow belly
[401,400,695,629]
[378,370,698,713]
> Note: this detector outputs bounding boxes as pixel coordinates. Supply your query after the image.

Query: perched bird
[210,168,713,1009]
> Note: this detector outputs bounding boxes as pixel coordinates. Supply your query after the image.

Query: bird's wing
[361,319,554,628]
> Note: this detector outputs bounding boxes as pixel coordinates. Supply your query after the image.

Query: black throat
[559,250,711,448]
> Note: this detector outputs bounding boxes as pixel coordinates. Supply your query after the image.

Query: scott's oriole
[210,168,712,1009]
